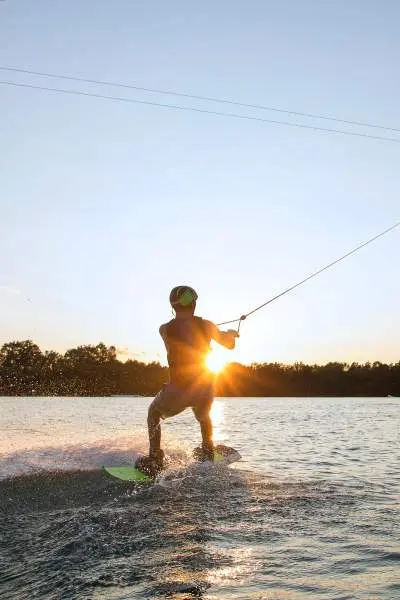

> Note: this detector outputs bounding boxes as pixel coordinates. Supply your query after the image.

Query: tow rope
[218,221,399,332]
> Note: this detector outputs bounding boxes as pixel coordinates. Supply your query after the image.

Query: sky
[1,0,399,366]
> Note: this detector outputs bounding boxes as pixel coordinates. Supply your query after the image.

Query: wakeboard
[103,465,153,483]
[103,444,240,483]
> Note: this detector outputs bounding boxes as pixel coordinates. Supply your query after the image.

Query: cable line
[2,80,400,144]
[1,65,399,134]
[218,221,400,330]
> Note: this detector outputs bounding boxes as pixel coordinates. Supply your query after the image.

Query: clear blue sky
[1,0,399,365]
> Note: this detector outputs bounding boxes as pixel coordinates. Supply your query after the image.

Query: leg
[145,383,188,458]
[192,387,215,460]
[199,414,213,452]
[192,414,214,461]
[148,403,163,458]
[135,398,164,477]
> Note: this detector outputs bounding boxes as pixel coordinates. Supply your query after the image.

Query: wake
[0,434,190,481]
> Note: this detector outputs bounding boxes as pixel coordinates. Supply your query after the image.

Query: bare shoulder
[201,318,214,328]
[201,319,218,336]
[159,323,168,337]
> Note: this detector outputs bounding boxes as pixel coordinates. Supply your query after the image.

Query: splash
[0,434,190,480]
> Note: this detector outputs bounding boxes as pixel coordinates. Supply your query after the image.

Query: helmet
[169,286,198,308]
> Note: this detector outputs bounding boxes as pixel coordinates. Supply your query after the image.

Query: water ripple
[0,396,399,599]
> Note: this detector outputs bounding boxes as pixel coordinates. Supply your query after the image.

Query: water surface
[0,396,399,599]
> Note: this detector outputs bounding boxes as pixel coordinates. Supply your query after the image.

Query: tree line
[0,340,399,397]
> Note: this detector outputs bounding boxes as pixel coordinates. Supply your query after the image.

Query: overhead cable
[2,80,400,144]
[1,65,399,133]
[218,221,400,329]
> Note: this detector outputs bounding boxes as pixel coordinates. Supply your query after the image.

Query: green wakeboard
[213,451,225,462]
[102,455,224,482]
[103,445,240,482]
[103,465,152,482]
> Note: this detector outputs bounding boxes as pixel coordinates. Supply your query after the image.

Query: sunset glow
[206,347,229,373]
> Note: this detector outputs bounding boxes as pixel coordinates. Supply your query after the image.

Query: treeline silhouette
[0,340,399,397]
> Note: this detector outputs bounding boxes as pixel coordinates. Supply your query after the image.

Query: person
[136,285,239,476]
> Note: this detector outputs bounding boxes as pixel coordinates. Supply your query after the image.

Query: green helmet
[169,286,198,308]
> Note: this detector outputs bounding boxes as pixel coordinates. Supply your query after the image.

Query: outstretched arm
[205,321,239,350]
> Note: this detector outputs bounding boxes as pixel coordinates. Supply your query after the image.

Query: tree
[0,339,398,397]
[0,340,44,395]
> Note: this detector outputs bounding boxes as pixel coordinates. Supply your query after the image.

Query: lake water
[0,396,399,599]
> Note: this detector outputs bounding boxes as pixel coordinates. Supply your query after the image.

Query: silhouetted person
[136,286,238,476]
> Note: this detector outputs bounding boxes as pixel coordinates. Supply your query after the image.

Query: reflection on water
[210,399,224,442]
[0,396,399,599]
[207,546,254,589]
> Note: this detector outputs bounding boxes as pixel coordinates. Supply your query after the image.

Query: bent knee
[148,397,161,420]
[192,408,211,423]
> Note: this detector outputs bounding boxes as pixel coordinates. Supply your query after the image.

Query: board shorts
[149,381,214,422]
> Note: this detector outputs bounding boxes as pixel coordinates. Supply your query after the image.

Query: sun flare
[206,347,229,373]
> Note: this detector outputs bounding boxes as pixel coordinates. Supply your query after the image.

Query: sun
[206,347,229,373]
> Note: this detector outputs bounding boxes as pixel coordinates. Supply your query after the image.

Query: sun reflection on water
[210,400,225,441]
[207,546,254,588]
